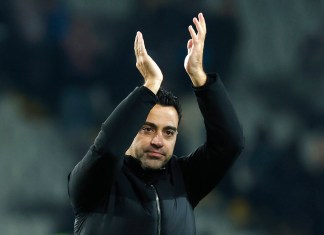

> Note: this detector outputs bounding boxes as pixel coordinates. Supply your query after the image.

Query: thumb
[187,39,193,52]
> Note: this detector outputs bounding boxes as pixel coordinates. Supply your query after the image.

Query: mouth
[146,151,165,159]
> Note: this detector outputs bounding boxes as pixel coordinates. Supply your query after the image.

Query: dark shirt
[68,74,244,235]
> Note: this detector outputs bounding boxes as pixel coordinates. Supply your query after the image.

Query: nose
[151,133,163,148]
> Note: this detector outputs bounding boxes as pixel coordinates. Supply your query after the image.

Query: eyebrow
[144,122,178,132]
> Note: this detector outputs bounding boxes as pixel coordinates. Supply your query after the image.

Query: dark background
[0,0,323,234]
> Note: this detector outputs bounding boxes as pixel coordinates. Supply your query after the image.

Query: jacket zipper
[150,185,161,235]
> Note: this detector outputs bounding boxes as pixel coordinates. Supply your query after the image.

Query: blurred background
[0,0,323,234]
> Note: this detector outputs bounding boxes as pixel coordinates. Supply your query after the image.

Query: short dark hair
[156,88,182,123]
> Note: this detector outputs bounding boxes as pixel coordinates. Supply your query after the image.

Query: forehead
[146,104,179,128]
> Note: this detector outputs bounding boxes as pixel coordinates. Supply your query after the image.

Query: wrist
[143,80,162,94]
[189,70,207,87]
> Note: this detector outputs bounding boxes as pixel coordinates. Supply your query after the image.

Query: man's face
[126,104,179,170]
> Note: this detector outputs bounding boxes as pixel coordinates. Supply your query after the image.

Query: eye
[141,126,154,134]
[164,129,176,137]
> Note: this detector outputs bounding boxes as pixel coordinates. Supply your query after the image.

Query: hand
[134,31,163,94]
[184,13,207,87]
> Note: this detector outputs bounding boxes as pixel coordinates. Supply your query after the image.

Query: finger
[137,32,148,56]
[193,14,206,40]
[137,31,142,54]
[193,17,204,37]
[134,32,143,60]
[188,25,198,42]
[134,32,138,54]
[135,31,142,58]
[198,13,206,33]
[187,39,193,52]
[135,32,148,74]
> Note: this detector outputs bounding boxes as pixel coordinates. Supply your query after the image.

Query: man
[68,13,244,235]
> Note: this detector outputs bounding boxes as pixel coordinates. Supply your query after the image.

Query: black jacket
[68,74,244,235]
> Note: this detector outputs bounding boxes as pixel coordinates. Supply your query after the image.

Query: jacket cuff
[137,86,158,106]
[192,73,219,91]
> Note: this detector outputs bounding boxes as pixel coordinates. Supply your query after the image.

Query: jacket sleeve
[178,73,244,207]
[68,86,157,211]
